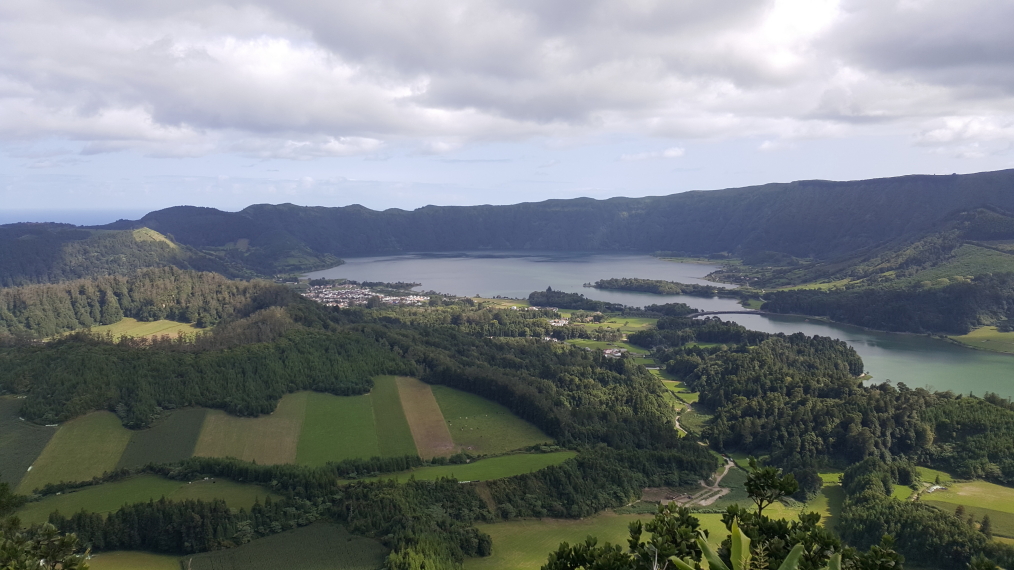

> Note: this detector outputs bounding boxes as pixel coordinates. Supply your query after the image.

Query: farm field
[185,522,388,570]
[81,317,200,340]
[87,551,181,570]
[296,392,379,465]
[432,385,551,455]
[566,339,646,354]
[397,377,456,459]
[16,474,278,524]
[465,511,730,570]
[370,376,418,458]
[194,392,308,465]
[117,407,208,469]
[919,479,1014,513]
[950,326,1014,354]
[0,396,56,488]
[922,500,1014,539]
[17,411,132,494]
[376,451,577,482]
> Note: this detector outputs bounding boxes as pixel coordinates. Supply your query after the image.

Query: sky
[2,0,1014,223]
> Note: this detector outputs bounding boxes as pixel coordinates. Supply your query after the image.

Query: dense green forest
[592,277,728,297]
[838,458,1014,568]
[528,288,624,311]
[0,225,234,287]
[762,273,1014,334]
[635,315,1014,488]
[0,267,283,338]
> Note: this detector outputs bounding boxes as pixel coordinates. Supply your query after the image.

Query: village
[299,284,430,308]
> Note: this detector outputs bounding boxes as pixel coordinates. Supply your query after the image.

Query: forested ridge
[634,315,1014,485]
[0,267,285,338]
[762,273,1014,334]
[98,170,1014,263]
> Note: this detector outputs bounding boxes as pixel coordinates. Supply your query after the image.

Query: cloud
[0,0,1012,160]
[620,147,685,161]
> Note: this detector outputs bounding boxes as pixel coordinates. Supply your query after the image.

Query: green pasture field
[296,392,379,466]
[0,397,56,488]
[466,511,730,570]
[432,386,551,455]
[904,244,1014,284]
[17,411,132,494]
[370,376,418,458]
[185,522,388,570]
[16,474,278,525]
[376,451,577,483]
[195,392,307,465]
[950,326,1014,354]
[476,298,531,308]
[566,339,646,354]
[83,317,200,340]
[649,368,679,381]
[676,392,700,404]
[921,479,1014,512]
[677,406,712,435]
[741,299,765,309]
[922,500,1014,539]
[917,467,953,485]
[117,407,208,470]
[87,551,181,570]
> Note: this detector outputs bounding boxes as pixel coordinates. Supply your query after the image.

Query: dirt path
[695,456,735,506]
[663,456,735,508]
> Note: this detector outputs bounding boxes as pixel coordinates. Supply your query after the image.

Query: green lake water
[308,252,1014,398]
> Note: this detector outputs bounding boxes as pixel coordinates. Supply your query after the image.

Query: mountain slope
[102,170,1014,264]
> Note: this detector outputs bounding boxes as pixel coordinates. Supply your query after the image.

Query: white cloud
[0,0,1012,162]
[621,147,685,161]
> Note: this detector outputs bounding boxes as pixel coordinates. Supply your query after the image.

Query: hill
[97,169,1014,265]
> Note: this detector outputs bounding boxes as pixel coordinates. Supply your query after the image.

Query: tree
[745,458,798,516]
[0,520,89,570]
[980,515,993,539]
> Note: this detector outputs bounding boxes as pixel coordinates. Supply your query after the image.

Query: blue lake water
[307,252,1014,397]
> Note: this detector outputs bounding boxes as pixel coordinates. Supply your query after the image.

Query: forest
[761,273,1014,334]
[592,277,727,297]
[0,267,286,338]
[5,269,1014,569]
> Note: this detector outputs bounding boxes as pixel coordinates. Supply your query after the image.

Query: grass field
[466,511,730,570]
[17,411,132,494]
[0,397,56,488]
[370,376,419,458]
[432,385,550,455]
[16,474,278,525]
[377,451,577,483]
[195,392,307,465]
[566,339,646,354]
[83,317,200,340]
[397,377,456,459]
[117,408,208,470]
[296,392,379,466]
[185,522,387,570]
[87,551,181,570]
[922,500,1014,539]
[904,244,1014,285]
[917,467,953,485]
[921,480,1014,513]
[950,326,1014,354]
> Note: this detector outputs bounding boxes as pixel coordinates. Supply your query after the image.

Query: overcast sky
[2,0,1014,222]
